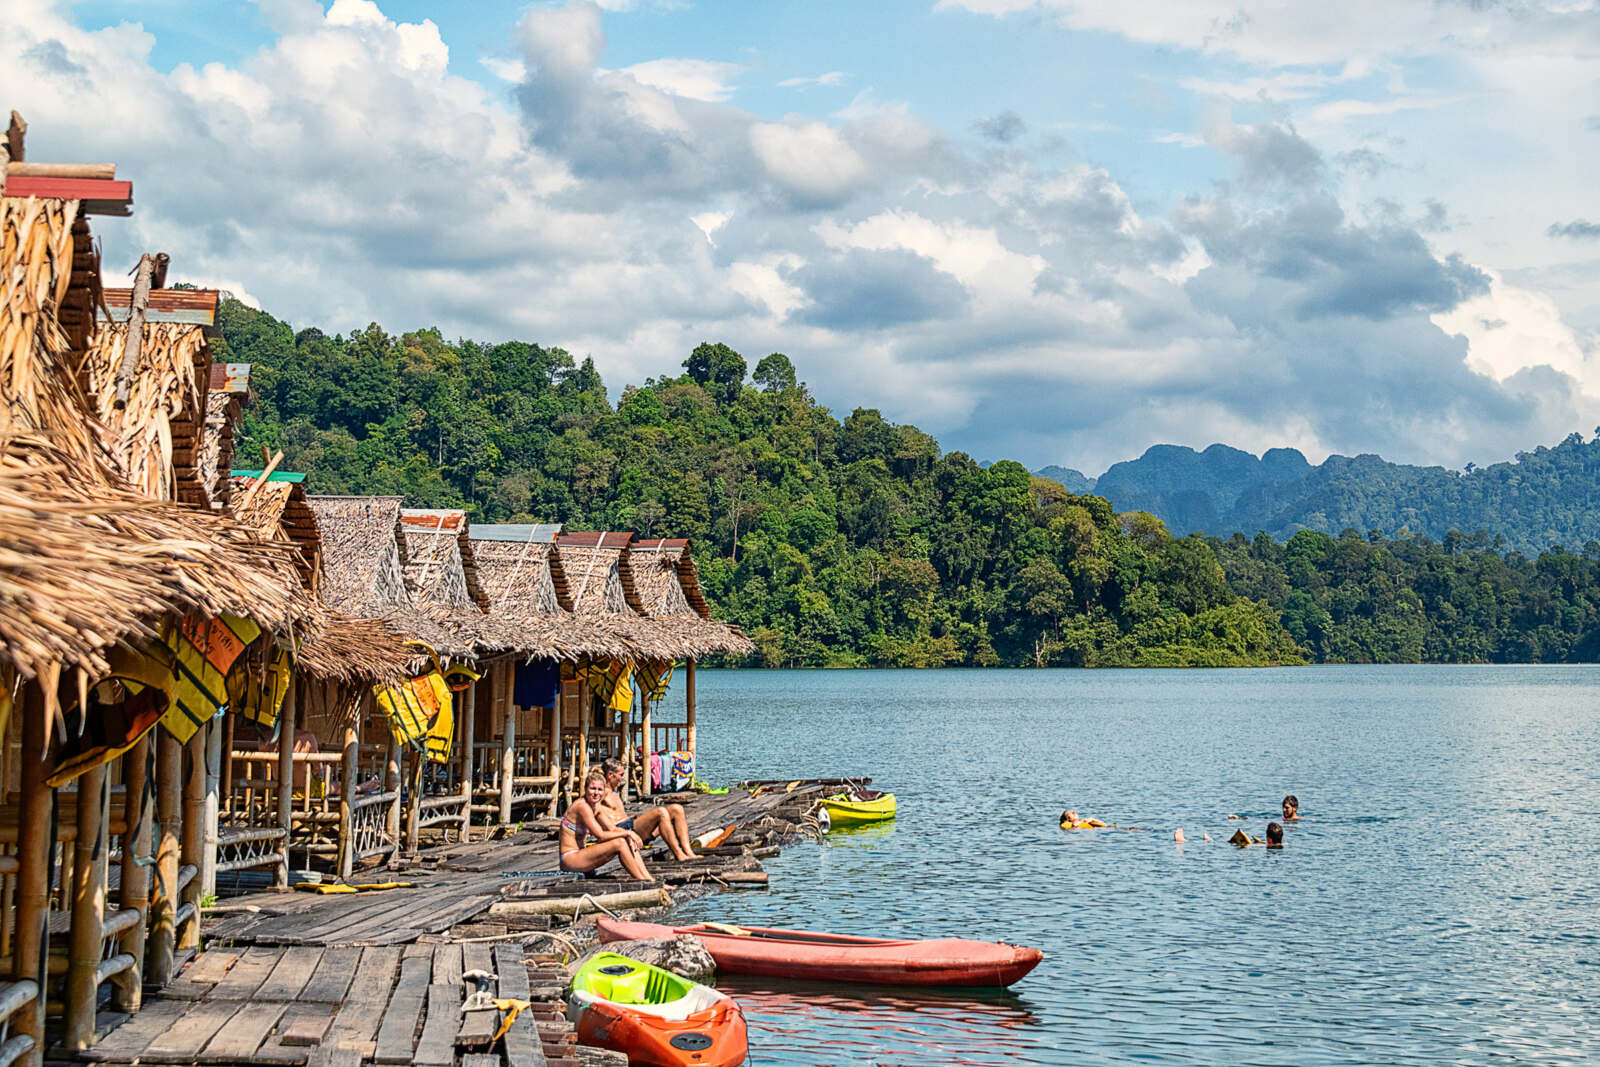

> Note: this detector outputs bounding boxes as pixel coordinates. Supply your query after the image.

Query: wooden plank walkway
[83,941,563,1067]
[71,780,843,1067]
[204,785,821,948]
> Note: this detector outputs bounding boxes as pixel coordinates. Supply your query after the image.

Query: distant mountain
[1033,464,1095,494]
[1037,432,1600,555]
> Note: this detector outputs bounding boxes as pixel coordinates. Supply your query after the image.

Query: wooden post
[113,735,151,1012]
[201,717,222,896]
[275,682,296,888]
[578,667,591,787]
[404,751,421,855]
[219,713,235,802]
[498,663,515,827]
[112,252,164,409]
[458,676,475,843]
[179,727,206,952]
[65,763,107,1049]
[337,725,357,879]
[686,658,697,761]
[13,684,51,1067]
[147,729,181,986]
[544,695,560,817]
[638,693,651,798]
[385,725,400,861]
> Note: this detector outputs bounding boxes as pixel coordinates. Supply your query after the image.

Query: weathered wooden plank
[300,945,362,1003]
[256,947,324,1001]
[431,943,464,986]
[145,1001,244,1061]
[494,944,530,1000]
[206,945,282,999]
[412,984,462,1067]
[279,1009,334,1047]
[503,1009,548,1067]
[324,946,401,1054]
[78,999,188,1061]
[306,1048,363,1067]
[163,949,239,999]
[462,1055,503,1067]
[461,943,496,980]
[372,955,431,1065]
[200,1001,288,1063]
[457,1008,500,1050]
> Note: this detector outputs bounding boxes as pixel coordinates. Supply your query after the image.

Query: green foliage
[221,299,1600,667]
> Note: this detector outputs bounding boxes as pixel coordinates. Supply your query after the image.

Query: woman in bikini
[596,758,699,862]
[559,769,653,881]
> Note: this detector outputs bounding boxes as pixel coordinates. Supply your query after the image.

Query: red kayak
[596,916,1043,988]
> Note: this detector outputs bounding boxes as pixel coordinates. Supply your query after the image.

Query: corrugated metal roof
[208,362,252,394]
[470,523,562,543]
[557,531,633,549]
[102,287,219,325]
[400,509,466,531]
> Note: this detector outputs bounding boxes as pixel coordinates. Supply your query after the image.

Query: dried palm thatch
[399,510,487,612]
[230,475,321,587]
[83,320,209,502]
[557,534,753,659]
[469,536,637,661]
[296,609,413,686]
[197,388,238,509]
[0,195,104,466]
[627,537,752,655]
[0,430,319,680]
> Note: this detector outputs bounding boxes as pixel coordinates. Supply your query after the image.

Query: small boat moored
[818,788,896,827]
[596,917,1043,988]
[566,952,748,1067]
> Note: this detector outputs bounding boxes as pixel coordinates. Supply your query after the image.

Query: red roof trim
[6,176,132,202]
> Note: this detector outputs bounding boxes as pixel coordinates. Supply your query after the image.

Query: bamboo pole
[112,735,150,1012]
[486,887,670,918]
[686,658,697,761]
[64,763,107,1049]
[384,725,400,860]
[6,161,115,179]
[275,682,296,889]
[578,665,591,788]
[147,729,181,986]
[458,676,475,843]
[219,713,235,804]
[544,698,560,817]
[112,253,166,409]
[404,751,421,855]
[638,692,650,799]
[179,727,206,952]
[13,684,51,1067]
[337,725,357,880]
[498,663,515,827]
[201,717,221,896]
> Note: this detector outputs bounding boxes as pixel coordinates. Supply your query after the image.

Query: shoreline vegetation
[218,301,1600,669]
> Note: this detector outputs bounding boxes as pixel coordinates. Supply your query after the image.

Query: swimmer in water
[1282,795,1301,821]
[1059,809,1107,830]
[1266,822,1284,848]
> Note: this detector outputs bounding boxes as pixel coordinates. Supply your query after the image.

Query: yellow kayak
[820,790,896,827]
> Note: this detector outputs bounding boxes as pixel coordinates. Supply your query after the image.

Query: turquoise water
[669,666,1600,1066]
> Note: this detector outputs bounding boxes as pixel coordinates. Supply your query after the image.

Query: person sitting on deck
[597,758,699,861]
[560,769,654,881]
[1059,809,1107,830]
[1282,795,1301,821]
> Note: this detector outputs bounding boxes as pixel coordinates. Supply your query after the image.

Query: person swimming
[1281,795,1301,821]
[1266,821,1284,848]
[559,769,653,881]
[1059,809,1108,830]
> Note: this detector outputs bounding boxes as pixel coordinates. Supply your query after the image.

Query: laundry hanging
[513,659,561,709]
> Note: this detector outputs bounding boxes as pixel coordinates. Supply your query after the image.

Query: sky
[5,0,1598,474]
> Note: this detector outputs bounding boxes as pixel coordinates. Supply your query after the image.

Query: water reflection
[722,976,1041,1067]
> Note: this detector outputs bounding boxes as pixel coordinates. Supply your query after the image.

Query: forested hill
[216,299,1600,667]
[1050,437,1600,554]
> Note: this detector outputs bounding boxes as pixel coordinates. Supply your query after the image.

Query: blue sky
[13,0,1600,473]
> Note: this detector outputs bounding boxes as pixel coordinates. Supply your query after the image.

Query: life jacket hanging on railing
[579,659,625,704]
[159,614,262,744]
[47,642,176,787]
[636,660,674,703]
[226,637,297,733]
[374,641,455,763]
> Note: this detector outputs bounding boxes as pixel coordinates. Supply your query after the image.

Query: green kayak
[567,952,748,1066]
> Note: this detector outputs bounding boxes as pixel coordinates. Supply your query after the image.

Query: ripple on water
[668,665,1600,1066]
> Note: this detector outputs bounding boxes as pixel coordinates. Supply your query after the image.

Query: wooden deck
[67,781,844,1067]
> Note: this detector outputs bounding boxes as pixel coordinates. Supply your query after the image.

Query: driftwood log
[487,887,670,919]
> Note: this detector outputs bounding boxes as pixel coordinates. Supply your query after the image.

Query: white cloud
[778,71,846,89]
[613,58,744,102]
[748,119,869,205]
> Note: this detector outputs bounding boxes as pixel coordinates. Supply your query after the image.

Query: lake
[663,666,1600,1066]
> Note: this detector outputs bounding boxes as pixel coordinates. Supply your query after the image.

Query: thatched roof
[307,495,476,657]
[231,473,321,589]
[296,609,413,686]
[468,532,635,662]
[555,532,753,660]
[84,318,212,504]
[197,363,250,511]
[400,510,490,613]
[0,431,318,680]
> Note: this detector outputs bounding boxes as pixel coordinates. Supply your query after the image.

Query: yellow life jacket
[48,642,175,786]
[635,659,674,702]
[159,615,261,743]
[226,641,295,731]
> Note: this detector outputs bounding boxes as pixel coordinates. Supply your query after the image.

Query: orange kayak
[596,917,1043,988]
[567,952,747,1067]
